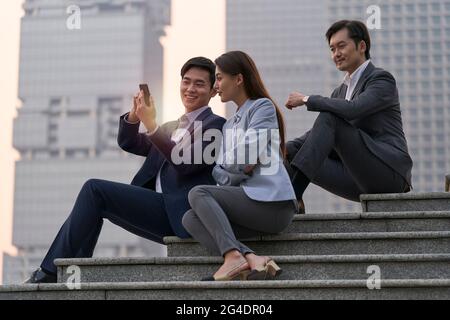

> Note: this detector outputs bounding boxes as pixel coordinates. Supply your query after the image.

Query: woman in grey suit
[182,51,298,281]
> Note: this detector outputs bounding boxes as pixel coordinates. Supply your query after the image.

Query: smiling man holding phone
[25,57,226,284]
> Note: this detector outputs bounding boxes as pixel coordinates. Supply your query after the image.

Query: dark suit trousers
[41,179,175,274]
[286,112,407,202]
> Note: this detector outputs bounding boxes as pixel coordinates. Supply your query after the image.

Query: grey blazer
[213,98,297,202]
[305,62,413,191]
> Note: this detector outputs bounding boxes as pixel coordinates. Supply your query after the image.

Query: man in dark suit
[284,20,413,213]
[25,57,226,283]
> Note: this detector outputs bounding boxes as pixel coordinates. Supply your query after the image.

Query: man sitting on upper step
[284,20,413,214]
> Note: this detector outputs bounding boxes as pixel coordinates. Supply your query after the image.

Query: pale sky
[0,0,225,284]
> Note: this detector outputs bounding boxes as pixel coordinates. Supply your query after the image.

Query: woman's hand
[243,165,256,175]
[213,165,250,186]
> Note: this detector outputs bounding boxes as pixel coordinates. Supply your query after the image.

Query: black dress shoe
[24,268,57,284]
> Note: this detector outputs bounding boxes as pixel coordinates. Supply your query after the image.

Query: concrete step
[54,254,450,283]
[361,192,450,212]
[164,231,450,257]
[2,279,450,300]
[285,211,450,233]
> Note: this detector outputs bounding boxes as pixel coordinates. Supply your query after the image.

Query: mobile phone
[139,83,151,106]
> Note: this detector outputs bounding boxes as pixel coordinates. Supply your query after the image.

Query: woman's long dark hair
[215,51,287,157]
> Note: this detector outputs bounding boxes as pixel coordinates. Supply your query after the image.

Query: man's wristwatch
[302,95,309,103]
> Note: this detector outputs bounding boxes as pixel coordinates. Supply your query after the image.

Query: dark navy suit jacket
[117,107,226,238]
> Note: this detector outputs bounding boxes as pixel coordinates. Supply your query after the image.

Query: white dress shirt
[343,59,371,101]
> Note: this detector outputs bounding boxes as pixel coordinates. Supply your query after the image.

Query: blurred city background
[1,0,449,284]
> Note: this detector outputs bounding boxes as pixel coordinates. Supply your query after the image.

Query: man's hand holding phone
[133,83,158,132]
[128,94,140,123]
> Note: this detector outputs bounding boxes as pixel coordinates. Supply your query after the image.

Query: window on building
[431,3,441,12]
[432,29,441,37]
[433,55,442,63]
[421,68,430,76]
[432,16,441,25]
[406,4,415,13]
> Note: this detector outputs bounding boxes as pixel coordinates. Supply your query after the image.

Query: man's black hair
[326,20,371,59]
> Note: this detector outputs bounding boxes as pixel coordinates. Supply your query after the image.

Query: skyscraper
[225,0,450,213]
[3,0,171,284]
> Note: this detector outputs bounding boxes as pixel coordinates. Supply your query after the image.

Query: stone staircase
[1,192,450,300]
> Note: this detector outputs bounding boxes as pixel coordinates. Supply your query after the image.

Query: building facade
[3,0,171,284]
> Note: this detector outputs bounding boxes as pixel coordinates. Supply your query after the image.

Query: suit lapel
[156,121,178,169]
[336,83,347,99]
[167,120,179,134]
[350,62,375,100]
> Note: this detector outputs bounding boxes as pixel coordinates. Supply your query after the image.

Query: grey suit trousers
[286,112,408,202]
[182,185,297,257]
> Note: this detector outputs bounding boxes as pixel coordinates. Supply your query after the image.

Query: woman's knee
[181,209,195,230]
[188,185,209,208]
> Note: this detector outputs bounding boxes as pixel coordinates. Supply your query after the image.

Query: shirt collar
[230,99,254,124]
[183,105,210,123]
[235,99,254,116]
[343,59,371,86]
